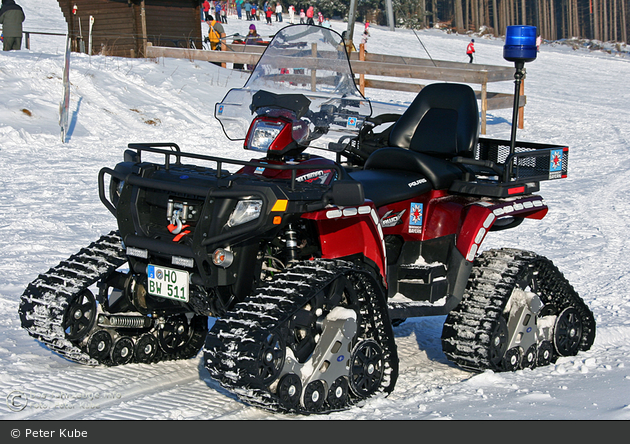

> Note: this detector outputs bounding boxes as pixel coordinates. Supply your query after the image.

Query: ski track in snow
[1,1,630,421]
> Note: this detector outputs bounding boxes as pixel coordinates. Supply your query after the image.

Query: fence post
[481,72,488,135]
[24,32,30,49]
[311,43,317,92]
[359,43,365,95]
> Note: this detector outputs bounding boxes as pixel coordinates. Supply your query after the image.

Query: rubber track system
[18,231,127,365]
[441,248,595,372]
[18,231,207,366]
[204,259,399,414]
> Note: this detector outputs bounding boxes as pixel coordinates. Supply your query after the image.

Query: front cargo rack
[449,137,569,197]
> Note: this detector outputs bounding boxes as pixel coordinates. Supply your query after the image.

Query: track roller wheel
[87,330,112,362]
[327,377,349,409]
[111,337,135,365]
[523,344,538,369]
[537,341,554,366]
[303,380,326,412]
[503,347,522,371]
[277,373,302,411]
[135,334,159,363]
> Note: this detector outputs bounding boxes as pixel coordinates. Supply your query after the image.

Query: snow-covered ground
[1,1,630,423]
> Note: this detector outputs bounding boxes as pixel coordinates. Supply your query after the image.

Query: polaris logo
[408,178,427,188]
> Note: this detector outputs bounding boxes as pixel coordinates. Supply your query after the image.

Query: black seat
[348,169,432,208]
[352,83,479,194]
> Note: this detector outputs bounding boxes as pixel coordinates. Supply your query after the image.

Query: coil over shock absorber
[283,224,299,263]
[97,314,153,329]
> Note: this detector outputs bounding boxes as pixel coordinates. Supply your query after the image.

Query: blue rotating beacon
[504,25,537,154]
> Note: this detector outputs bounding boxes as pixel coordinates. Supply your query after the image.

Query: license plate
[147,265,189,302]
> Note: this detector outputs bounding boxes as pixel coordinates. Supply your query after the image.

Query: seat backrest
[387,83,479,158]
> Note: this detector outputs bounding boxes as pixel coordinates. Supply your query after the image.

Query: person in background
[215,1,222,21]
[202,0,211,21]
[466,38,475,63]
[245,23,263,70]
[207,15,226,50]
[299,8,305,24]
[361,29,369,48]
[288,5,295,24]
[339,30,356,55]
[306,5,314,25]
[265,6,273,25]
[275,3,283,22]
[0,0,24,51]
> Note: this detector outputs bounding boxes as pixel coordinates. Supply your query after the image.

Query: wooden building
[56,0,202,58]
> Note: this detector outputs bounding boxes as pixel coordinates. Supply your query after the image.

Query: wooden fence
[145,42,524,135]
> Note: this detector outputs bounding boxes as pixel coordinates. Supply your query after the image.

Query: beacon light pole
[503,25,538,156]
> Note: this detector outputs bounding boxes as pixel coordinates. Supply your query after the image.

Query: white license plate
[147,265,189,302]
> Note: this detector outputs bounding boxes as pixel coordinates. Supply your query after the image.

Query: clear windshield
[215,25,372,151]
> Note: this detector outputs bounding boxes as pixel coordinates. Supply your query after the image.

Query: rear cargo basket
[450,138,569,197]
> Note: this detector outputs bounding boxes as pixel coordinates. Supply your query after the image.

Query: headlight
[109,178,124,207]
[227,199,263,227]
[247,120,285,152]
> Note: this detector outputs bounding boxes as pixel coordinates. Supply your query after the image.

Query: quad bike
[19,25,595,414]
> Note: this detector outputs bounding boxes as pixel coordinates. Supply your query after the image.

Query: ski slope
[1,1,630,421]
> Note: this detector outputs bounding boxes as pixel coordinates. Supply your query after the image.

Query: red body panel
[377,191,549,263]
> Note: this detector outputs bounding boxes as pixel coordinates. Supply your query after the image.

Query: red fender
[302,202,387,284]
[457,195,548,262]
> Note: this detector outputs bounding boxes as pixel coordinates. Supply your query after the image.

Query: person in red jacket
[202,0,211,21]
[466,39,475,63]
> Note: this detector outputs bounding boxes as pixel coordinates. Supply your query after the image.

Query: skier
[207,15,226,51]
[288,5,295,24]
[466,38,475,63]
[0,0,25,51]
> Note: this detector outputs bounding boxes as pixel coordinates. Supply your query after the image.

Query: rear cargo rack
[450,137,569,197]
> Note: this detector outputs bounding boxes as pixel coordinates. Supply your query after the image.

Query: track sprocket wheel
[349,339,384,397]
[62,290,97,341]
[158,314,207,359]
[441,248,595,373]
